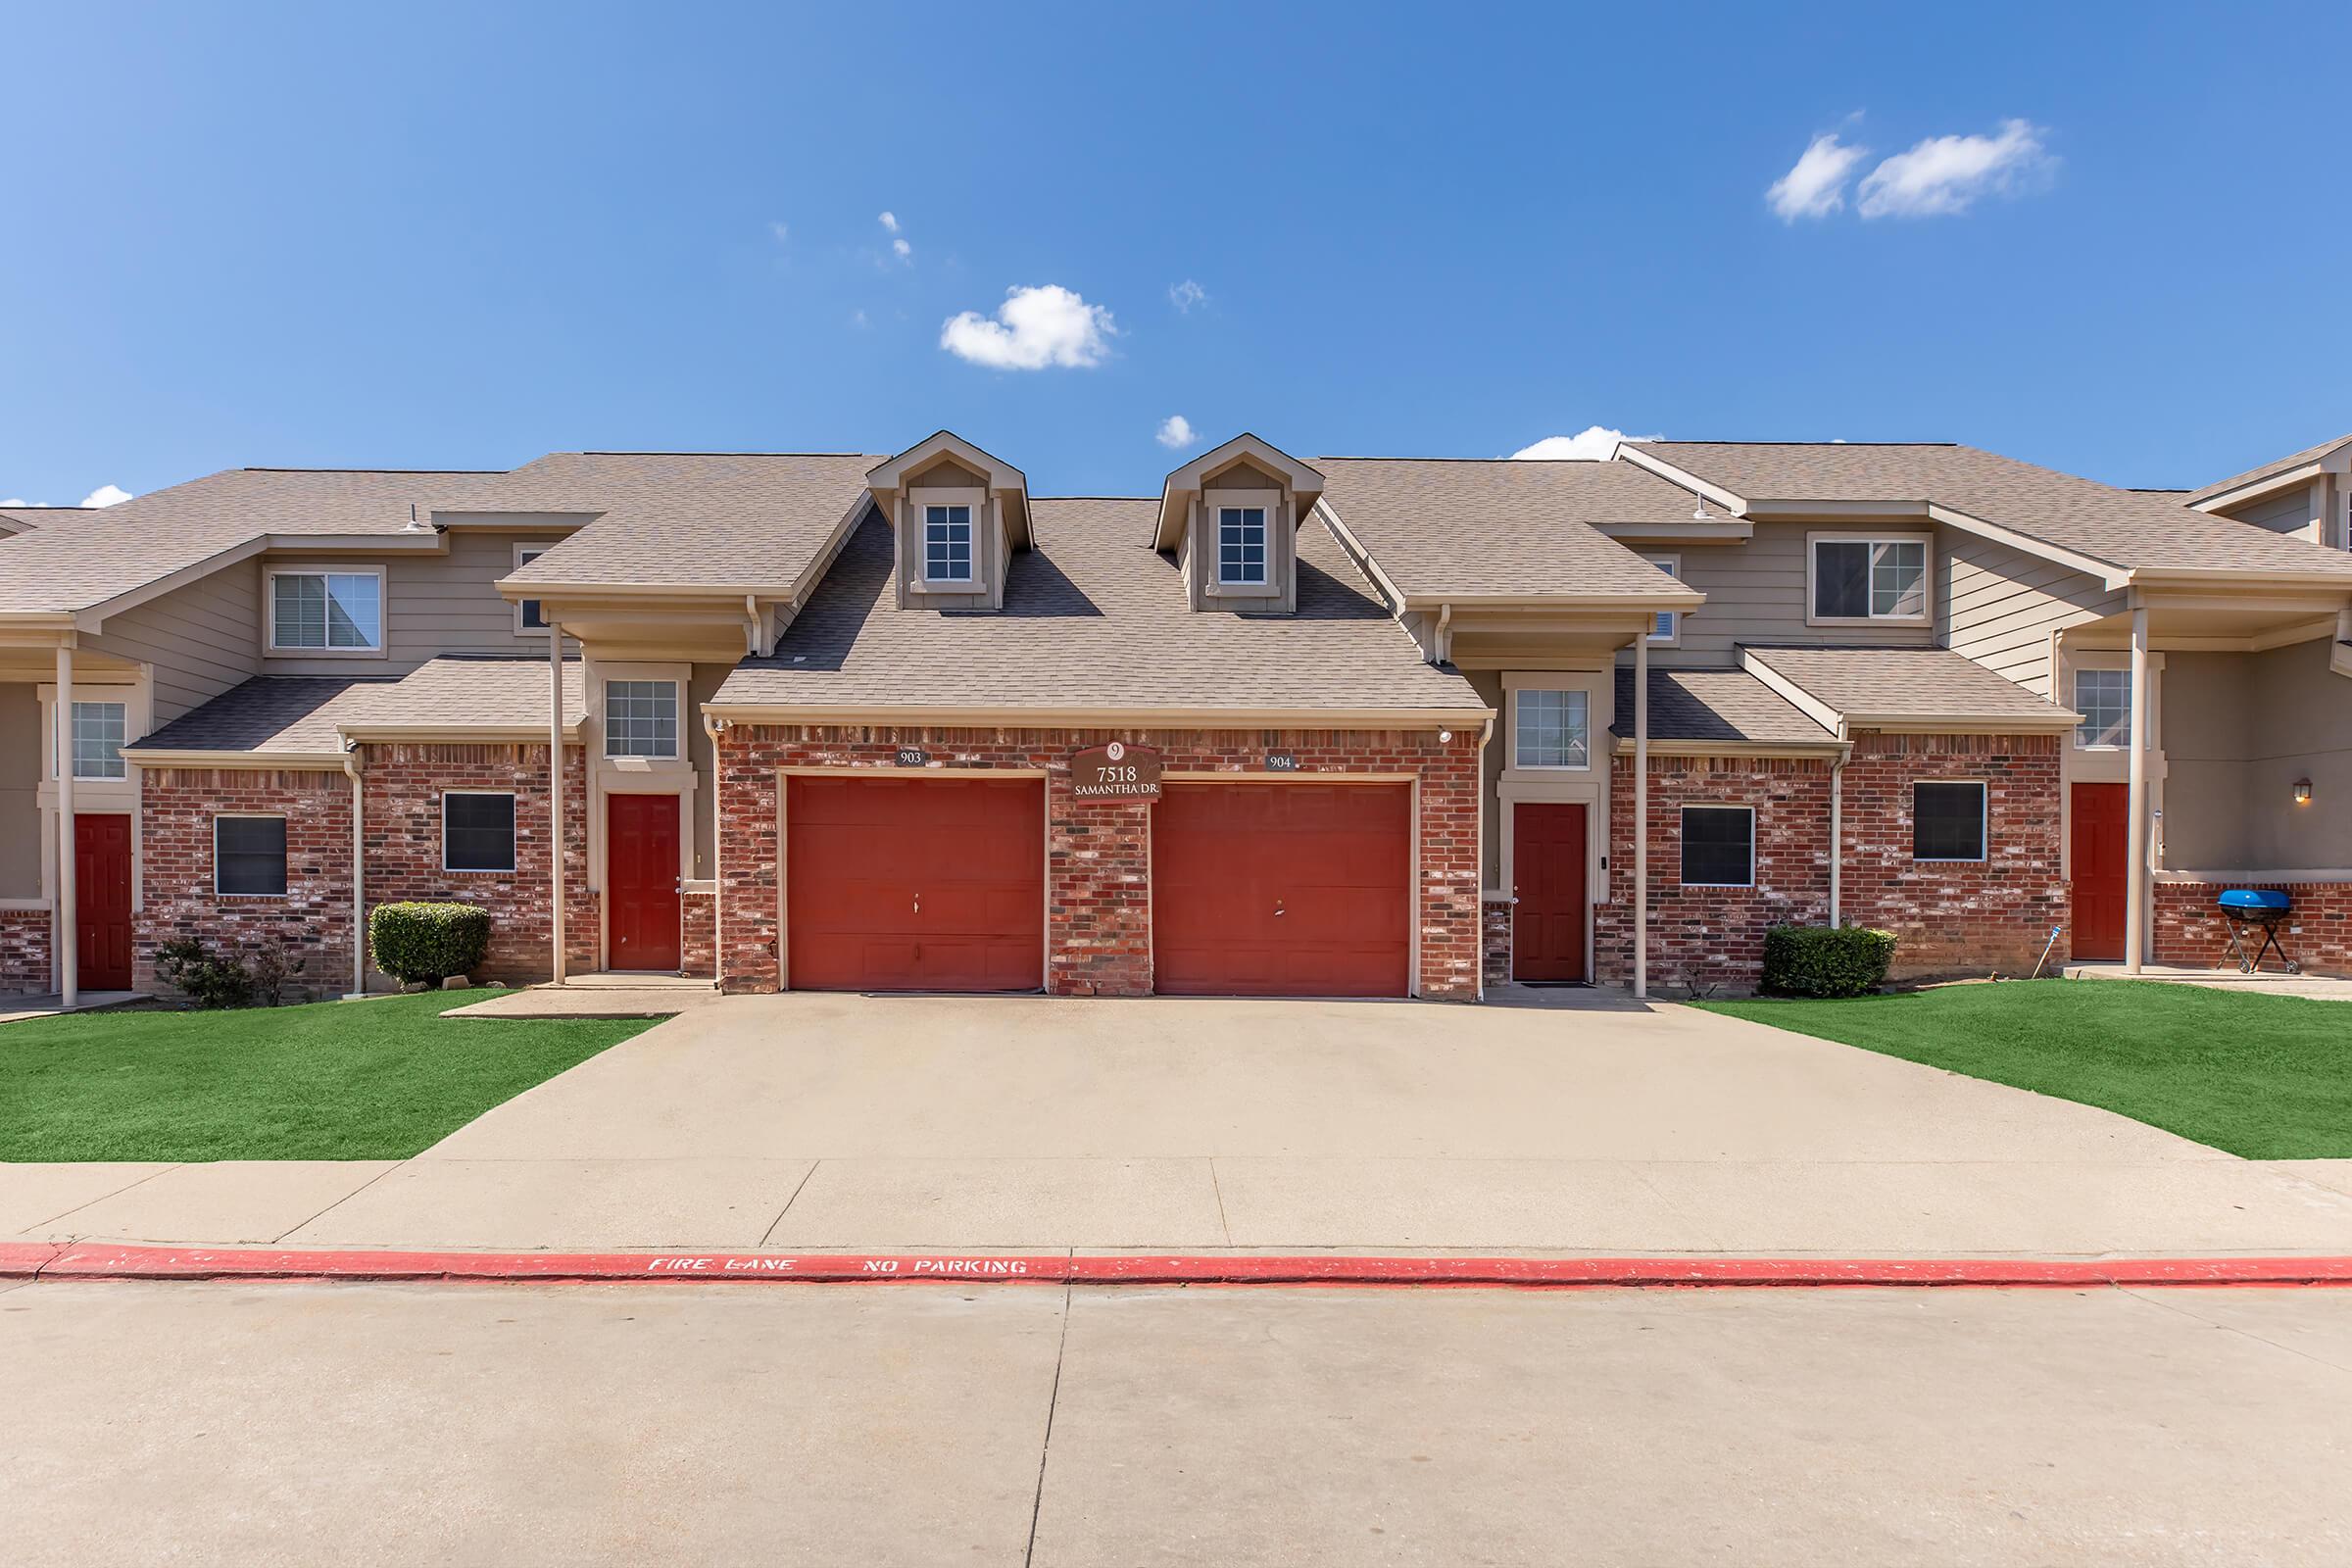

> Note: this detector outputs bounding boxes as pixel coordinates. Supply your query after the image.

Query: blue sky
[4,2,2348,507]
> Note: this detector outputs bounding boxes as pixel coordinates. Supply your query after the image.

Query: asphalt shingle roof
[713,500,1487,714]
[1628,442,2352,580]
[1741,645,2076,726]
[2187,432,2352,505]
[127,658,586,756]
[1315,459,1702,600]
[1608,667,1838,747]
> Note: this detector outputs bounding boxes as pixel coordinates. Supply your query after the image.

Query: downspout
[702,710,727,993]
[342,744,367,999]
[1435,603,1452,664]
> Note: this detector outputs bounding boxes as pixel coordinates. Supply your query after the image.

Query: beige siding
[2163,641,2352,870]
[688,661,730,878]
[2219,484,2320,540]
[1644,521,1936,667]
[1469,668,1504,873]
[263,531,550,676]
[1939,531,2122,698]
[86,558,263,724]
[0,683,42,897]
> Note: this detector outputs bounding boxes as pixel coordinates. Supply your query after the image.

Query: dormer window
[923,505,974,584]
[1217,507,1268,586]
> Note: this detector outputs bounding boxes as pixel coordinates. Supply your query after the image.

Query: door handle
[1274,899,1286,917]
[913,893,921,915]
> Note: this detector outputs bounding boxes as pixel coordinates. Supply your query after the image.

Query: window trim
[603,678,682,760]
[1805,531,1933,628]
[69,699,128,781]
[920,502,977,586]
[264,564,389,658]
[1679,804,1757,889]
[1509,685,1593,772]
[1214,503,1271,588]
[1911,779,1989,864]
[513,544,551,635]
[213,812,289,899]
[1642,554,1682,646]
[441,790,518,874]
[2072,665,2132,752]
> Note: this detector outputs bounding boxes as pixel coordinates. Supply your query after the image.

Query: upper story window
[1217,507,1268,586]
[269,568,383,652]
[515,546,548,632]
[2074,667,2131,750]
[1644,555,1681,645]
[606,679,679,759]
[924,505,974,583]
[1811,536,1928,623]
[71,701,126,780]
[1514,688,1590,769]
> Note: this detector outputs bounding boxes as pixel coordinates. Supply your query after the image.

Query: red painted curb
[24,1244,2352,1289]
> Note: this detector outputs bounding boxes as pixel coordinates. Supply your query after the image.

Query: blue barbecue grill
[2217,889,2299,975]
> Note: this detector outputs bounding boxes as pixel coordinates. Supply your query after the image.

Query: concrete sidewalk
[7,992,2352,1256]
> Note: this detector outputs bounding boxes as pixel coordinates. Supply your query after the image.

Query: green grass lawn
[1696,979,2352,1159]
[0,993,657,1162]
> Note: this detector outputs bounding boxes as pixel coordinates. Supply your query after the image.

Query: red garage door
[1153,781,1411,998]
[786,774,1044,992]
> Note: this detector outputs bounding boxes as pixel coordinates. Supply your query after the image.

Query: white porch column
[55,641,77,1007]
[2126,602,2151,974]
[1828,756,1844,925]
[343,750,367,999]
[550,620,567,986]
[1633,631,1648,1001]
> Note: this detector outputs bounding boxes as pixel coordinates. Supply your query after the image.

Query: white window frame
[1679,805,1756,889]
[69,699,128,781]
[514,544,551,635]
[2072,665,2132,751]
[214,813,289,898]
[604,678,681,760]
[1912,779,1989,864]
[1643,554,1682,646]
[265,564,388,658]
[921,503,976,585]
[1509,685,1592,772]
[1805,532,1933,627]
[1215,503,1270,588]
[441,790,518,874]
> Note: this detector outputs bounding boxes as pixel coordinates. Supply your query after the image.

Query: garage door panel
[1153,781,1411,998]
[786,775,1044,993]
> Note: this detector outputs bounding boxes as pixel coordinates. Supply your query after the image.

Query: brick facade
[0,906,51,995]
[138,766,357,1000]
[682,891,717,979]
[711,723,1482,999]
[1593,754,1834,993]
[1838,732,2066,979]
[2154,879,2352,978]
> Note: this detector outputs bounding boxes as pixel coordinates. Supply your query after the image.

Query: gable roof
[1152,434,1327,550]
[1740,645,2078,734]
[1315,459,1704,604]
[2188,432,2352,508]
[1622,441,2352,584]
[710,500,1486,720]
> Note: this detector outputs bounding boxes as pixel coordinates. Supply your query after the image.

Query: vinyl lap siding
[2222,485,2318,540]
[1650,521,1936,667]
[1939,531,2121,698]
[86,557,264,725]
[263,531,551,676]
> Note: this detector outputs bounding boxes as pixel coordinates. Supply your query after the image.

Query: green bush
[152,938,305,1008]
[1761,924,1897,999]
[369,903,491,987]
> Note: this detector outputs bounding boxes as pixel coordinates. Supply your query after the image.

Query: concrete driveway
[13,991,2352,1253]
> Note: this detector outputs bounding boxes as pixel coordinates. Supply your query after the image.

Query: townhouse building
[2,426,2347,1005]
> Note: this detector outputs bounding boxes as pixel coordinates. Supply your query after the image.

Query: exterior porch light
[2293,778,2313,806]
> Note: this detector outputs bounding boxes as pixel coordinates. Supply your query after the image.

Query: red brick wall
[2155,880,2352,977]
[1481,895,1513,990]
[1838,732,2065,978]
[137,766,357,1001]
[1593,754,1834,992]
[0,906,52,995]
[363,743,595,984]
[682,891,717,979]
[712,724,1482,999]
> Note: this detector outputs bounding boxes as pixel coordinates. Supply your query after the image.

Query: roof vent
[402,503,432,534]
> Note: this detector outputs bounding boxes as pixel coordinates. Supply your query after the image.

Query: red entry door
[74,813,134,991]
[1512,803,1589,982]
[2071,782,2129,962]
[1152,782,1412,998]
[607,794,682,972]
[785,775,1045,992]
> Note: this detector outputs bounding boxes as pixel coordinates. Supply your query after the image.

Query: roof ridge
[239,466,513,474]
[1635,440,1959,449]
[572,450,874,458]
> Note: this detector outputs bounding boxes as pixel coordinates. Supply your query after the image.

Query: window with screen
[71,701,126,780]
[1813,538,1927,621]
[924,505,974,582]
[2074,668,2130,750]
[216,816,287,896]
[605,680,679,759]
[1913,781,1987,861]
[1514,688,1590,768]
[270,570,383,650]
[1680,806,1754,887]
[443,792,516,872]
[1217,507,1267,585]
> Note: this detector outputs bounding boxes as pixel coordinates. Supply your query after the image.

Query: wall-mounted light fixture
[2293,778,2314,806]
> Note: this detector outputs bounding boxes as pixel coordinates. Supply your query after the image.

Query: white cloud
[1155,415,1198,450]
[892,236,911,260]
[1767,132,1871,221]
[1857,119,2051,219]
[1169,278,1206,313]
[940,284,1116,370]
[1510,426,1633,462]
[79,483,133,508]
[877,211,900,233]
[0,497,27,508]
[768,220,789,245]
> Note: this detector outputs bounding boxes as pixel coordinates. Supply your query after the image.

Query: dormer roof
[1152,433,1325,549]
[867,429,1032,547]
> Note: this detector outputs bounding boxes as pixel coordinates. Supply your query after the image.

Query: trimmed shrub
[369,902,492,988]
[154,937,255,1009]
[1761,924,1897,999]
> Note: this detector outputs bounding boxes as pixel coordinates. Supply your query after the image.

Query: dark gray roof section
[1628,441,2352,579]
[130,677,390,755]
[713,500,1487,714]
[127,658,586,756]
[1316,459,1701,600]
[2188,432,2352,505]
[1742,645,2077,725]
[1609,667,1838,748]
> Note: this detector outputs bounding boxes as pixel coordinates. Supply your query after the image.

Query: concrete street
[4,1278,2350,1565]
[8,992,2352,1256]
